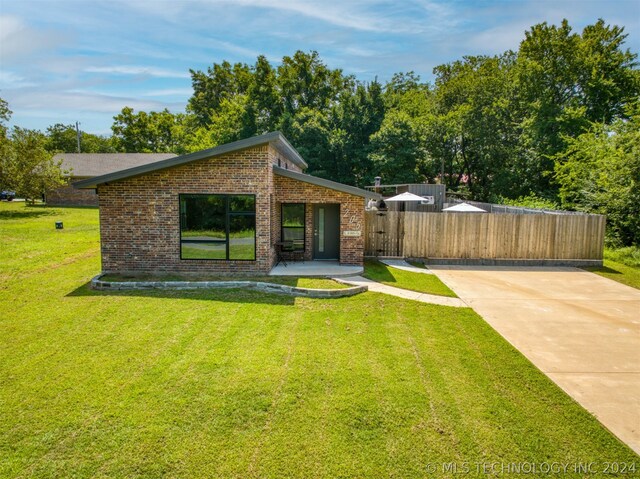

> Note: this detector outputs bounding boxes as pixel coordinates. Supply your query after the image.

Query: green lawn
[586,247,640,290]
[1,202,637,478]
[363,259,457,297]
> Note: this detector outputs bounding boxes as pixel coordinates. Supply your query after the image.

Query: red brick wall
[98,146,275,275]
[268,147,303,173]
[273,175,365,265]
[96,143,364,275]
[47,179,98,206]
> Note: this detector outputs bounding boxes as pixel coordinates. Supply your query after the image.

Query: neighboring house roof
[274,166,381,199]
[74,132,307,189]
[54,153,177,178]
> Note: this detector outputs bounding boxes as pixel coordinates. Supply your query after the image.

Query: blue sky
[1,0,638,135]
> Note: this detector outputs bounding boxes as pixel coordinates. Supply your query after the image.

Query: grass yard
[586,247,640,290]
[1,202,637,478]
[363,259,457,297]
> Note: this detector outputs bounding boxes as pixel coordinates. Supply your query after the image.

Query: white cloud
[0,15,68,60]
[6,89,176,114]
[123,0,427,33]
[342,46,378,57]
[141,88,194,97]
[229,0,397,32]
[211,40,262,59]
[463,20,533,54]
[0,71,35,88]
[85,66,190,79]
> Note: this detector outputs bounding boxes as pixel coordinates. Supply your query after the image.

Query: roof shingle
[54,153,176,178]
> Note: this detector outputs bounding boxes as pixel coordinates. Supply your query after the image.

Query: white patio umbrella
[384,192,427,202]
[442,202,487,213]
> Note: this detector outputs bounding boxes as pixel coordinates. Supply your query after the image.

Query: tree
[279,107,333,178]
[111,108,185,153]
[188,61,252,127]
[247,55,281,134]
[0,97,13,191]
[385,71,423,96]
[556,104,640,246]
[0,97,11,137]
[277,51,352,116]
[425,54,522,199]
[1,127,68,204]
[516,19,639,195]
[182,95,250,152]
[326,80,386,185]
[369,110,427,184]
[45,123,115,153]
[579,20,640,123]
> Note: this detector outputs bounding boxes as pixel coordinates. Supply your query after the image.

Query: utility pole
[75,121,81,153]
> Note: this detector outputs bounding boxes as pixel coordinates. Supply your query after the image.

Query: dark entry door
[313,204,340,260]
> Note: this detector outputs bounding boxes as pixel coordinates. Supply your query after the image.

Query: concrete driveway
[429,265,640,455]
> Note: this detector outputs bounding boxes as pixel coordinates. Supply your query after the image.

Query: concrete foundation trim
[405,257,604,268]
[90,274,367,298]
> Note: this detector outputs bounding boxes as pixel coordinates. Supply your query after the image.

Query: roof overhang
[274,166,381,199]
[74,132,307,189]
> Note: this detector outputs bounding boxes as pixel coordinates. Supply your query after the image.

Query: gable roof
[274,166,381,199]
[74,132,306,189]
[54,153,177,178]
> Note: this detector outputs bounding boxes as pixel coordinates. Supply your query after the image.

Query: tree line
[0,19,638,245]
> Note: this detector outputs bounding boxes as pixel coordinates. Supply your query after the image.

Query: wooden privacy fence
[365,211,605,261]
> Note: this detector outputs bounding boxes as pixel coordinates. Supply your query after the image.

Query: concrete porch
[269,260,363,277]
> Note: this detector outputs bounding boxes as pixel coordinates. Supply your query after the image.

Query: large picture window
[281,203,305,251]
[180,194,256,260]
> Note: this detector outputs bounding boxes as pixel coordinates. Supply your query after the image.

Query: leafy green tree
[279,107,333,176]
[426,54,522,199]
[188,61,252,127]
[516,19,639,195]
[328,80,385,185]
[0,97,11,137]
[369,110,427,184]
[0,98,13,191]
[247,55,281,134]
[112,108,185,153]
[579,20,640,122]
[183,95,250,152]
[45,123,115,153]
[1,127,68,204]
[556,105,640,246]
[385,71,423,96]
[277,51,352,116]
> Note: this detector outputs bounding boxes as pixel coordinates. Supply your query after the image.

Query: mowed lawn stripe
[0,206,99,282]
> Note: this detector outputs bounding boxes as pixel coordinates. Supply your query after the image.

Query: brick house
[48,153,176,206]
[74,132,379,275]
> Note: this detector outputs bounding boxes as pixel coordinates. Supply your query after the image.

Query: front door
[313,204,340,260]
